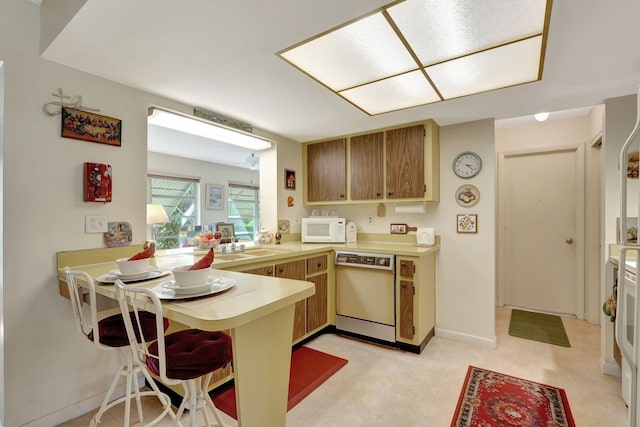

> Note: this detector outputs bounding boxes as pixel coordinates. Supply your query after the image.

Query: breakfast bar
[57,249,315,427]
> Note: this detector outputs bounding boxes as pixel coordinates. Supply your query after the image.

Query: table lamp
[146,204,169,242]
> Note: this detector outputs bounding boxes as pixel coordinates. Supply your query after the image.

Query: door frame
[496,143,585,319]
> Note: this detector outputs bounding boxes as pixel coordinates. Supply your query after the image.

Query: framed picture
[285,169,296,190]
[628,152,639,179]
[206,184,224,210]
[83,162,112,202]
[457,214,478,234]
[617,217,638,243]
[215,223,235,243]
[61,107,122,146]
[390,223,407,234]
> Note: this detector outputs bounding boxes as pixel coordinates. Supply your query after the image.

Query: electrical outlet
[368,216,372,223]
[85,215,108,233]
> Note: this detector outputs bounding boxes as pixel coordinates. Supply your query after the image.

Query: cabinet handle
[317,263,322,267]
[376,192,382,197]
[278,267,284,273]
[268,269,273,275]
[388,191,394,196]
[340,194,345,199]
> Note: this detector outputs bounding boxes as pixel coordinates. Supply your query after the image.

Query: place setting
[150,248,236,300]
[97,243,171,284]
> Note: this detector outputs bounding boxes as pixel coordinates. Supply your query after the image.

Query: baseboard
[435,327,497,349]
[601,359,622,377]
[22,375,145,426]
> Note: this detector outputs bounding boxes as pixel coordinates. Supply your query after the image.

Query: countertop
[157,240,440,270]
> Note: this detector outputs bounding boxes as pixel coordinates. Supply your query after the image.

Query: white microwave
[301,217,346,243]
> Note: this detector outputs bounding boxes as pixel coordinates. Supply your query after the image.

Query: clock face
[453,151,482,178]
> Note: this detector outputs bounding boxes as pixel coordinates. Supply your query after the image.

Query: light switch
[86,215,108,233]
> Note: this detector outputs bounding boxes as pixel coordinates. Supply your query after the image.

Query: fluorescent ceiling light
[279,0,552,115]
[534,112,550,121]
[148,108,272,151]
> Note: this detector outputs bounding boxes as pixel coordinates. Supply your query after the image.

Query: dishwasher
[335,251,396,343]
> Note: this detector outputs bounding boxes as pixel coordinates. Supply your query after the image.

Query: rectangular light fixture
[279,0,552,116]
[148,108,273,151]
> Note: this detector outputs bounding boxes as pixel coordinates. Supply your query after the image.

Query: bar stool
[63,268,176,426]
[114,279,233,427]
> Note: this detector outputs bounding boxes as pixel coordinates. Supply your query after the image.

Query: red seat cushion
[147,330,232,380]
[89,312,168,347]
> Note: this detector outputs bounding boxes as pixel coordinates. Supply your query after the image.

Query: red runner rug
[211,346,348,419]
[451,366,576,427]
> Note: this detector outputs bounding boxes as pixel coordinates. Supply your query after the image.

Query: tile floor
[59,307,628,426]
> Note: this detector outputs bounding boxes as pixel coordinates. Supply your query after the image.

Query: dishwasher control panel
[335,251,394,271]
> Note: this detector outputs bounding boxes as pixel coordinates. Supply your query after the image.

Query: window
[148,174,198,249]
[228,181,259,241]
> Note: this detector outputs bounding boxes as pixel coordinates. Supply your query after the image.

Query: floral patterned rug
[451,366,575,427]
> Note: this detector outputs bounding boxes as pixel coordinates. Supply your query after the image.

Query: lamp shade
[147,204,169,225]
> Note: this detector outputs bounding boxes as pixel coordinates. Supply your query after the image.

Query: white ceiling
[39,1,640,161]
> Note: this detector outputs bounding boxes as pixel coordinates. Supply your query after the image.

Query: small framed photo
[457,214,478,234]
[390,223,407,234]
[617,217,638,243]
[206,184,224,210]
[285,169,296,190]
[61,107,122,146]
[215,223,235,243]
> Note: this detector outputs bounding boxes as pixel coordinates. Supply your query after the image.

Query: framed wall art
[206,184,224,210]
[457,214,478,234]
[285,169,296,190]
[83,162,112,202]
[215,223,235,243]
[455,184,480,207]
[61,107,122,146]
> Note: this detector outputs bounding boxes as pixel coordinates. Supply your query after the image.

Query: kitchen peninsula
[57,238,439,424]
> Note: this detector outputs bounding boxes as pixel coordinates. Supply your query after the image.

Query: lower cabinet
[235,252,331,343]
[396,253,436,353]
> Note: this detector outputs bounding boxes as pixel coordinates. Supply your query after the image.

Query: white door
[498,144,585,317]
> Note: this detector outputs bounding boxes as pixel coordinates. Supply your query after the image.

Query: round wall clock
[455,184,480,207]
[453,151,482,178]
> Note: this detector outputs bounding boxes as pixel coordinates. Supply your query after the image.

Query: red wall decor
[84,162,112,202]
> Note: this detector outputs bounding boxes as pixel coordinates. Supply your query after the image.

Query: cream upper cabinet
[303,120,439,205]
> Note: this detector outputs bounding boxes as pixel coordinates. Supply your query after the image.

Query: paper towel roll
[394,202,426,214]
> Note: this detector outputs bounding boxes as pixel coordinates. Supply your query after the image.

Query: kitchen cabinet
[303,120,439,205]
[350,132,384,200]
[234,252,332,343]
[396,253,436,353]
[305,138,346,202]
[386,125,425,199]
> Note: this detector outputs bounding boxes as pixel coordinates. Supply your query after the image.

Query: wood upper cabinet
[350,132,384,200]
[306,138,346,202]
[386,124,425,199]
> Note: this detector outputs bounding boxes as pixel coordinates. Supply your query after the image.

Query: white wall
[147,151,259,228]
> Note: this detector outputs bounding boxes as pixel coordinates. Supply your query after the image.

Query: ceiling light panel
[280,12,418,91]
[339,70,440,115]
[388,0,548,66]
[427,36,542,99]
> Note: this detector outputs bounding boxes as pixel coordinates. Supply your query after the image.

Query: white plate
[161,278,221,295]
[96,269,171,284]
[109,268,154,280]
[151,278,236,300]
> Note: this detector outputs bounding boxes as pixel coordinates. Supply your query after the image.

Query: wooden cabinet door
[242,265,274,276]
[306,255,328,275]
[306,273,328,333]
[275,260,306,341]
[398,259,415,340]
[306,139,346,202]
[350,132,384,200]
[386,125,425,199]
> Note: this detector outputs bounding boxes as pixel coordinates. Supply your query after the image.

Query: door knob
[566,238,574,245]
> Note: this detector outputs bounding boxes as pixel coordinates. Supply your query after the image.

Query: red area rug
[212,346,348,419]
[451,366,575,427]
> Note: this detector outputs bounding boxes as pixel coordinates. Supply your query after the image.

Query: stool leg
[200,373,228,427]
[90,357,128,427]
